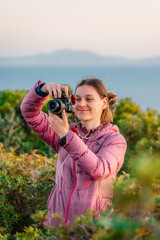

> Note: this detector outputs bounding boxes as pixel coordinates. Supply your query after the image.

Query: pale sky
[0,0,160,59]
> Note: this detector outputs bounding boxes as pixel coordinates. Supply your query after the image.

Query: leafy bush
[0,89,56,156]
[0,144,160,239]
[0,90,27,116]
[114,98,160,173]
[0,143,56,236]
[0,90,160,239]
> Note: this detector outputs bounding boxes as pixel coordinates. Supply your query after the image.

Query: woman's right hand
[41,83,68,98]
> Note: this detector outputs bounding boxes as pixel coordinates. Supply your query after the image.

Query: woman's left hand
[49,110,69,137]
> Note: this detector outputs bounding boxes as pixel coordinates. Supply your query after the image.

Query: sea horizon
[0,65,160,113]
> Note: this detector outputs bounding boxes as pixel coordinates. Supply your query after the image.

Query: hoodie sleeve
[63,130,127,180]
[20,81,60,153]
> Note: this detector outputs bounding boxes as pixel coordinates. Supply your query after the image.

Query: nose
[78,99,86,107]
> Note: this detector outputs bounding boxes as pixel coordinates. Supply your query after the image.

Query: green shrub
[0,89,56,156]
[0,143,56,236]
[0,90,160,239]
[0,144,160,239]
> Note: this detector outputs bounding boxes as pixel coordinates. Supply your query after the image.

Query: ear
[102,97,108,110]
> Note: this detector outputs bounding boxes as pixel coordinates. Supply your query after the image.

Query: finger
[56,86,62,98]
[61,85,68,97]
[49,111,55,122]
[49,123,56,132]
[49,111,56,119]
[44,84,52,98]
[49,111,53,117]
[48,89,53,98]
[52,87,57,98]
[48,113,53,124]
[62,110,67,123]
[49,112,61,123]
[46,86,54,98]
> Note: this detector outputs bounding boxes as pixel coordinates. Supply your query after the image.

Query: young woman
[20,78,127,227]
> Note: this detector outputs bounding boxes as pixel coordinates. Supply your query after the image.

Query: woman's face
[74,85,107,126]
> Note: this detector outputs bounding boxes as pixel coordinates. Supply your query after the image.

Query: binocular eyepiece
[47,90,74,117]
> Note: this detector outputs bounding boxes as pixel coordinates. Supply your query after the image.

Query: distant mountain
[0,49,160,66]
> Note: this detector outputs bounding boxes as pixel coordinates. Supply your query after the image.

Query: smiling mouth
[78,110,89,112]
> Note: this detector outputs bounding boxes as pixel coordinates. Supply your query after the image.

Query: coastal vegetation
[0,89,160,239]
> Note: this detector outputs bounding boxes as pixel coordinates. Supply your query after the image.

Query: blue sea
[0,65,160,112]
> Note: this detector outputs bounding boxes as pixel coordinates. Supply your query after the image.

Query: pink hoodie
[20,81,127,226]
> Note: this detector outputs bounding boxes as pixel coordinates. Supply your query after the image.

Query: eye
[86,98,92,101]
[75,98,80,102]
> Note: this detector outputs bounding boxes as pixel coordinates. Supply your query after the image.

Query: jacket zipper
[65,161,77,224]
[65,130,90,224]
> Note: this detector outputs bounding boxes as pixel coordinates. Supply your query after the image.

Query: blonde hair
[75,77,119,124]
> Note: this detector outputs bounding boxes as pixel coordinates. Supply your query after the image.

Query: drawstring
[55,154,70,184]
[56,132,89,184]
